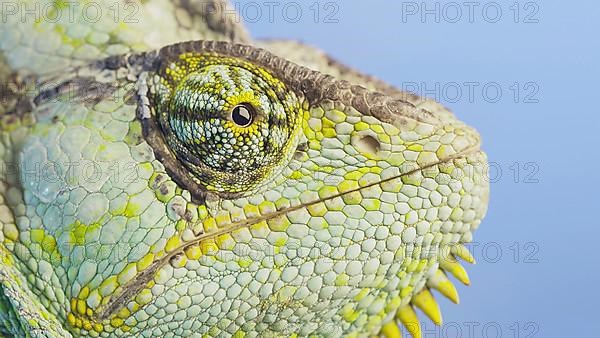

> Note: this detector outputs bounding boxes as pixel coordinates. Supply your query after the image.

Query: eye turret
[149,54,303,197]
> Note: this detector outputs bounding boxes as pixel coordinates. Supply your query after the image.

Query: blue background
[241,0,599,337]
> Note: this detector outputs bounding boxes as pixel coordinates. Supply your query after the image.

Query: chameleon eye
[231,103,254,127]
[146,54,304,198]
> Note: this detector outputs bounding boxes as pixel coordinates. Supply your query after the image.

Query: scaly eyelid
[145,54,303,198]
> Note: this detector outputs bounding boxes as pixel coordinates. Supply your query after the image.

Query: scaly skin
[0,1,489,337]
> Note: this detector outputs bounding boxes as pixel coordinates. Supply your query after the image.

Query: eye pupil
[231,104,254,127]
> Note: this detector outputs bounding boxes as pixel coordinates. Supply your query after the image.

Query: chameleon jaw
[92,145,483,327]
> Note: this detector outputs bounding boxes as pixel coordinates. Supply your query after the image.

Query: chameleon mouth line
[95,145,482,321]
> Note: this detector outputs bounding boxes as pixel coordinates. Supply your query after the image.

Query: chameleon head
[136,42,489,335]
[1,41,489,337]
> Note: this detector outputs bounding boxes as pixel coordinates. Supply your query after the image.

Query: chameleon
[0,0,489,337]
